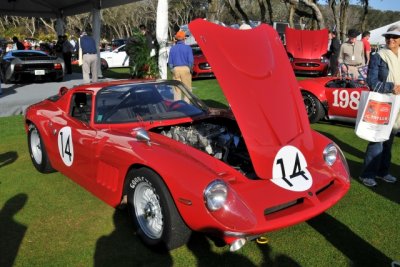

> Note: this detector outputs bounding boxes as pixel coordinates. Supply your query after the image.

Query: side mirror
[59,86,68,96]
[133,127,151,146]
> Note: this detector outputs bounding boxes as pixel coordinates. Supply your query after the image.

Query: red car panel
[25,19,350,252]
[285,28,329,76]
[192,45,214,79]
[190,19,312,180]
[299,76,370,123]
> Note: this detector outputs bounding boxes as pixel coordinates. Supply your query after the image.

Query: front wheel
[302,91,325,123]
[126,167,191,251]
[28,124,55,173]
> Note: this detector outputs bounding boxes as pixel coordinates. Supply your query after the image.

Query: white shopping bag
[355,91,400,142]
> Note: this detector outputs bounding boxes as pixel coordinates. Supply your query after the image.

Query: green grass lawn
[0,76,399,267]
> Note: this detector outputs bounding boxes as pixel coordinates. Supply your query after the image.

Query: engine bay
[153,118,256,178]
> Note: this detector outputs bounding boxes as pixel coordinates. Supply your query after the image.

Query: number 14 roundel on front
[271,145,312,192]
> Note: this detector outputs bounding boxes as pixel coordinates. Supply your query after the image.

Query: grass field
[0,76,399,267]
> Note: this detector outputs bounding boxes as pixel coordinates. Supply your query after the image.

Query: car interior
[70,92,92,123]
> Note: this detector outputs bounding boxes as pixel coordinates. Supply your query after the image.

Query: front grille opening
[316,181,334,195]
[264,198,304,216]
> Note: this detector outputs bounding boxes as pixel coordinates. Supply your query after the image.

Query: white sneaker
[376,174,397,183]
[359,177,377,187]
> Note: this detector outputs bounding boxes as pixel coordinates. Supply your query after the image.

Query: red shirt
[362,37,371,53]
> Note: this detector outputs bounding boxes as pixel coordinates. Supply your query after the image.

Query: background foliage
[0,0,399,44]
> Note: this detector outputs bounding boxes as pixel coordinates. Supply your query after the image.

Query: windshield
[95,81,207,123]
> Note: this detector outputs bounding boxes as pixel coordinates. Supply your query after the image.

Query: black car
[1,50,65,83]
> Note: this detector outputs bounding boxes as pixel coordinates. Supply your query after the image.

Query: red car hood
[285,28,328,59]
[189,19,313,179]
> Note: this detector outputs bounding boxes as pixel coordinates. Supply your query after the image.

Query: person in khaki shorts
[338,28,365,80]
[168,30,194,100]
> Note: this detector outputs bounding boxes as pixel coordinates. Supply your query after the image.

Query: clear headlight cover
[204,179,228,211]
[323,143,338,166]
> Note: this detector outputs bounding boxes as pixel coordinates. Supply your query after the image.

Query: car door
[113,45,129,67]
[324,79,369,119]
[52,92,97,186]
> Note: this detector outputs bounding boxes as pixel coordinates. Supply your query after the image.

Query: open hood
[189,19,313,179]
[285,28,329,59]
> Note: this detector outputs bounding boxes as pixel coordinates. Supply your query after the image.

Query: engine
[159,122,255,176]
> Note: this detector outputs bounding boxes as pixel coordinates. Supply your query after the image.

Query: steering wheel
[168,100,190,111]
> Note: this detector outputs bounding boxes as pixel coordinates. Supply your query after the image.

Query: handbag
[358,65,368,80]
[355,90,400,142]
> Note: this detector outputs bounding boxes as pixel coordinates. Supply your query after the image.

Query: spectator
[77,31,98,83]
[62,35,74,74]
[12,36,25,50]
[338,29,365,79]
[54,35,63,58]
[168,30,194,100]
[328,30,341,76]
[361,31,371,65]
[139,24,156,57]
[359,24,400,187]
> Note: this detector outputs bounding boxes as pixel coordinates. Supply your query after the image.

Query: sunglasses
[385,35,400,40]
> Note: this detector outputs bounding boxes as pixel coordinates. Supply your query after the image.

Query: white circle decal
[271,145,312,192]
[58,126,74,166]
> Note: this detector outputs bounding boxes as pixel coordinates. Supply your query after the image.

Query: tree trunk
[234,0,250,24]
[257,0,267,23]
[339,0,349,42]
[224,0,240,22]
[207,0,219,22]
[360,0,369,32]
[302,0,325,29]
[265,0,274,25]
[329,0,340,34]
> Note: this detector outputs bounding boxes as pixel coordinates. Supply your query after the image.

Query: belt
[83,53,96,55]
[347,63,362,67]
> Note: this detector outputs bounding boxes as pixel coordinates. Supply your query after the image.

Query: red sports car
[299,76,369,123]
[285,28,330,76]
[25,19,350,252]
[191,45,214,79]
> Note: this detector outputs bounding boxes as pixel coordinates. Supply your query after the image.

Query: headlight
[323,143,337,166]
[204,179,227,211]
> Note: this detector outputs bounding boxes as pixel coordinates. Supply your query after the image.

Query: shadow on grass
[308,212,392,266]
[0,151,18,168]
[187,232,300,267]
[316,130,400,204]
[94,209,173,267]
[0,194,28,267]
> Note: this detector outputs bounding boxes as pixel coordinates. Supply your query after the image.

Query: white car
[100,44,129,70]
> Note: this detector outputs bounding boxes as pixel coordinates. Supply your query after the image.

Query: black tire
[101,58,109,71]
[27,124,55,173]
[126,167,191,251]
[302,91,325,123]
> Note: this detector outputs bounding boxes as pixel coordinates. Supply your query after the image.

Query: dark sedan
[1,50,65,83]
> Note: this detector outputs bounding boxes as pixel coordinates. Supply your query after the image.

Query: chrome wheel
[30,127,42,165]
[133,182,163,239]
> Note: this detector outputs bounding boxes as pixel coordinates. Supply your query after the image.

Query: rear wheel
[302,91,325,123]
[126,167,191,251]
[28,124,55,173]
[101,58,109,71]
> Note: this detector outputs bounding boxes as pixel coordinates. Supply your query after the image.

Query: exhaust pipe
[229,238,246,252]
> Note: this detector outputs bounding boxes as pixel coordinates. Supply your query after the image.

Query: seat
[72,93,91,122]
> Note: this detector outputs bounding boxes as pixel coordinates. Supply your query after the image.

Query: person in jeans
[359,24,400,187]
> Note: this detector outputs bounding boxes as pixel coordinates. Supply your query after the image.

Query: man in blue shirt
[78,31,98,83]
[168,30,193,100]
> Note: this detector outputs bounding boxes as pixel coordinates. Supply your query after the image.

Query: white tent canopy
[361,20,400,45]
